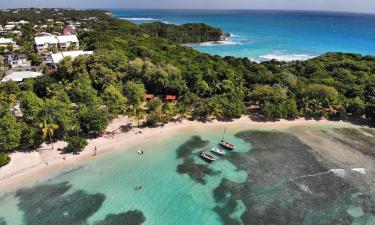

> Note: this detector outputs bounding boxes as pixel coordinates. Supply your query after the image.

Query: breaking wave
[186,40,240,47]
[120,17,161,21]
[259,54,316,62]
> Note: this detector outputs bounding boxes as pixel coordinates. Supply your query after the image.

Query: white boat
[137,150,144,155]
[210,148,226,155]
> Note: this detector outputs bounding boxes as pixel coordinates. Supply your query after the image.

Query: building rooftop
[51,50,93,65]
[35,35,58,45]
[2,71,43,82]
[0,38,14,44]
[56,35,79,43]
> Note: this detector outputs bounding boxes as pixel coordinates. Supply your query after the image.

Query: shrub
[0,152,10,167]
[63,136,88,153]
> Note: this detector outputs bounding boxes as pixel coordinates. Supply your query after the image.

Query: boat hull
[219,141,236,150]
[200,152,216,162]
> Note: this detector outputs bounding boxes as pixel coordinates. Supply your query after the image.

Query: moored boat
[220,128,236,150]
[200,152,216,162]
[219,140,236,150]
[210,148,226,155]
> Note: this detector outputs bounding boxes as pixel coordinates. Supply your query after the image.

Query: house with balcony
[56,35,79,50]
[34,34,79,52]
[35,35,59,52]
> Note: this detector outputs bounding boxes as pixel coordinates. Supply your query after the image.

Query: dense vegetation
[0,9,374,167]
[138,22,226,43]
[0,8,105,24]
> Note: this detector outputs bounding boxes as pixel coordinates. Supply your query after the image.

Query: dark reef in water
[94,210,146,225]
[15,182,146,225]
[211,130,374,225]
[0,218,6,225]
[176,135,209,159]
[176,136,218,184]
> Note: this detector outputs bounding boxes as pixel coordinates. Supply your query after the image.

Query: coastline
[0,116,359,192]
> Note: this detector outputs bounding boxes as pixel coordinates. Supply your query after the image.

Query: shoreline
[0,116,359,192]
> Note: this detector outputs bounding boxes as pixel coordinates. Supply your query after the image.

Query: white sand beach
[0,116,359,191]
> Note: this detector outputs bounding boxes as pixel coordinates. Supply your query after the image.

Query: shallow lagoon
[0,125,374,225]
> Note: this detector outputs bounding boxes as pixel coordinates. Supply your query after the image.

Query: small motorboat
[200,152,216,162]
[137,150,144,155]
[210,148,226,156]
[219,140,236,150]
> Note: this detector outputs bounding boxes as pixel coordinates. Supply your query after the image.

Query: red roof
[63,27,77,35]
[144,94,155,99]
[165,95,177,100]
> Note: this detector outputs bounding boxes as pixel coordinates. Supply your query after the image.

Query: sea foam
[259,54,316,62]
[120,17,160,21]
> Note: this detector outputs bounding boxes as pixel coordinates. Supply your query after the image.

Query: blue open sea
[111,9,375,61]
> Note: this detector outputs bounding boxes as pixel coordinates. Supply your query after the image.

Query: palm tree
[125,107,136,126]
[135,108,146,127]
[212,107,224,119]
[39,121,59,149]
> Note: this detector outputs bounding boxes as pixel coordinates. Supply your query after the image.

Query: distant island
[0,8,374,167]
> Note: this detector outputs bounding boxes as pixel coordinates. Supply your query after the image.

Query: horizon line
[1,7,375,15]
[108,8,375,15]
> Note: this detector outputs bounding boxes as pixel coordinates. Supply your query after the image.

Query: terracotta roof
[165,95,177,100]
[144,94,155,99]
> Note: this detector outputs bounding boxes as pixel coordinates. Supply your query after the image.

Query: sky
[0,0,375,14]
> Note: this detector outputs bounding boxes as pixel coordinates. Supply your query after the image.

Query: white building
[1,71,43,82]
[56,35,79,50]
[35,34,79,52]
[35,35,59,52]
[17,20,29,25]
[51,50,93,67]
[0,38,17,48]
[4,24,16,30]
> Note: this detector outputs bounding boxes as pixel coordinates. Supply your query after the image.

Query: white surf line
[289,168,367,194]
[289,168,367,182]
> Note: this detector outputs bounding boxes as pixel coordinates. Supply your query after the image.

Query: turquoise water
[0,126,374,225]
[111,9,375,61]
[0,128,251,225]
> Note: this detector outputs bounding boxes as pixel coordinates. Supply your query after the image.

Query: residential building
[144,94,155,101]
[35,34,79,52]
[34,34,59,52]
[51,50,93,67]
[165,95,177,101]
[4,24,16,30]
[6,54,31,68]
[16,20,29,25]
[57,35,79,50]
[63,25,77,35]
[1,71,43,82]
[0,38,17,48]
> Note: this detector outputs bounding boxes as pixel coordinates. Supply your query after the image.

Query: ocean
[0,125,374,225]
[111,9,375,61]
